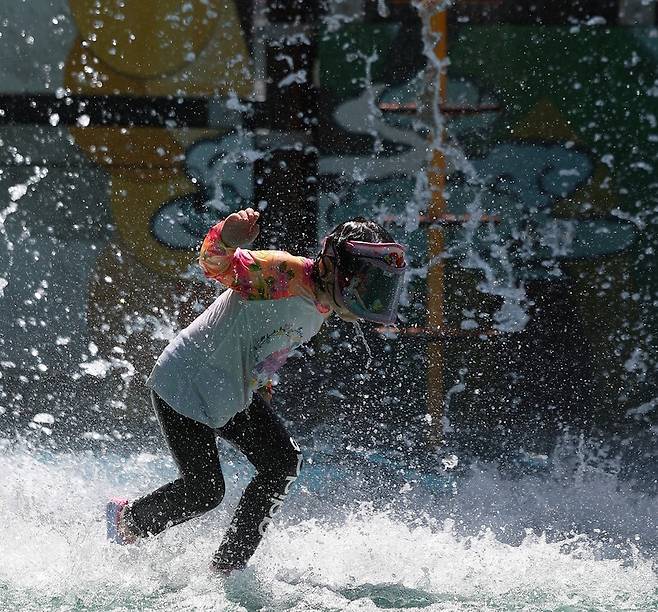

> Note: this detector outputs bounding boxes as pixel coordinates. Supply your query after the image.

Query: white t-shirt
[147,288,328,428]
[147,220,331,427]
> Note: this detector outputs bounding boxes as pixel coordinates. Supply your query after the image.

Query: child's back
[147,284,327,428]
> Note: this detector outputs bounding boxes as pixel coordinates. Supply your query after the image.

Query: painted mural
[0,3,655,445]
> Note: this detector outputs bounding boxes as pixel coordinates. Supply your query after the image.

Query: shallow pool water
[0,438,656,611]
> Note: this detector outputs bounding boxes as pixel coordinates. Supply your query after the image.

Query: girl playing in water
[106,207,407,574]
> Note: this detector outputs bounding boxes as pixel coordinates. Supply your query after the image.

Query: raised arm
[199,209,320,303]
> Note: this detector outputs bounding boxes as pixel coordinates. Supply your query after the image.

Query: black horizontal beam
[0,93,261,129]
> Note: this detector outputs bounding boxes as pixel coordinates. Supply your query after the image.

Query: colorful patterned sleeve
[199,221,329,310]
[199,221,234,279]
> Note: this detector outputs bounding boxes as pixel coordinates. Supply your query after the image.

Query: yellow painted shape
[64,37,148,95]
[67,125,185,177]
[513,98,616,216]
[68,0,220,79]
[554,164,616,218]
[513,98,577,142]
[143,1,253,98]
[110,172,199,277]
[67,0,252,97]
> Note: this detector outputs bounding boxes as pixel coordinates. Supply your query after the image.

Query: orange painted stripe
[426,5,447,443]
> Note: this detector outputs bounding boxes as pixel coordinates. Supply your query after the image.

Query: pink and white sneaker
[106,497,137,545]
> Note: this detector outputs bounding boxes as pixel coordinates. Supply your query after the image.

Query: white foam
[0,441,655,610]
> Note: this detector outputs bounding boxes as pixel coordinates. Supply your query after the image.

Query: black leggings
[127,391,304,570]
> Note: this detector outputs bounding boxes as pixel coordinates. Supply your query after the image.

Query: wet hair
[311,216,395,291]
[324,216,394,250]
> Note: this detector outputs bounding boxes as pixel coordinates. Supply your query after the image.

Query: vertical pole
[425,4,448,443]
[252,0,268,103]
[254,0,319,255]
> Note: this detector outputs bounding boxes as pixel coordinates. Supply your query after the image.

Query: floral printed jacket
[198,221,328,306]
[146,220,330,428]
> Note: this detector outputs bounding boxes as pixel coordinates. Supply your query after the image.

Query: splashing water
[377,0,391,19]
[0,166,49,297]
[352,319,373,369]
[414,2,530,333]
[0,200,16,297]
[0,433,656,611]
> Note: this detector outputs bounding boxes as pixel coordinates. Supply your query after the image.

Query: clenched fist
[221,208,261,248]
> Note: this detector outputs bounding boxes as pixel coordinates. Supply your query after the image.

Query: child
[106,207,406,574]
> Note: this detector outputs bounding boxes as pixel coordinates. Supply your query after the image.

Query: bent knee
[203,484,225,510]
[190,473,225,511]
[260,438,304,483]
